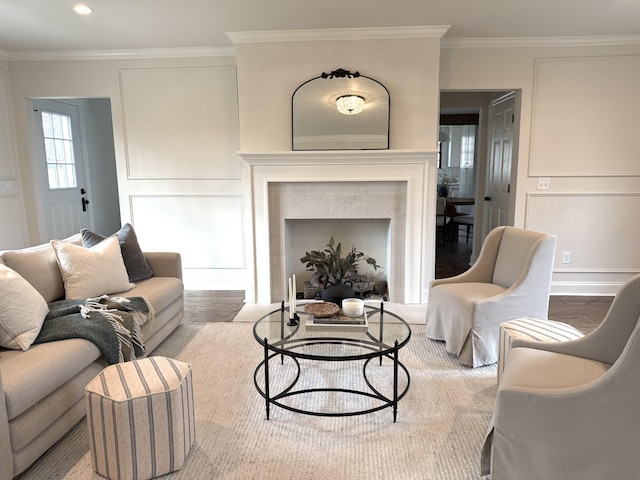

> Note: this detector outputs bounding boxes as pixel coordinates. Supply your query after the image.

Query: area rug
[21,321,497,480]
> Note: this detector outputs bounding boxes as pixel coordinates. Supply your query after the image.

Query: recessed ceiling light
[73,4,94,15]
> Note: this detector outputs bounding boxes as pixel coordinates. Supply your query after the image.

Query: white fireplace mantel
[240,149,439,304]
[239,149,436,166]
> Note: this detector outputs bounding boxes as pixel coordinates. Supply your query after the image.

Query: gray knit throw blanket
[35,295,154,364]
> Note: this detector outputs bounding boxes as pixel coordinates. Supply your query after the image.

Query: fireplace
[240,150,438,304]
[286,217,391,299]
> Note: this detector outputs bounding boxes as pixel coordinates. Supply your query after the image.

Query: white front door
[483,92,516,237]
[32,99,93,240]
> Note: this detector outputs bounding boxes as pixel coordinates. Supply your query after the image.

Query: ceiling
[0,0,639,55]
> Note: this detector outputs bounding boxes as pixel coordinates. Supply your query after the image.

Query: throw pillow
[0,264,50,350]
[52,235,134,299]
[81,223,153,282]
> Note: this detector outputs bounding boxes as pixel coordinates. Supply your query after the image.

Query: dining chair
[436,197,448,246]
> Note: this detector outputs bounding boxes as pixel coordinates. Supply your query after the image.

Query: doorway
[31,98,121,242]
[436,91,520,278]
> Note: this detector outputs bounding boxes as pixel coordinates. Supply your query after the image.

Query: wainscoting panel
[130,195,245,270]
[0,68,16,179]
[526,192,640,273]
[120,66,240,179]
[530,55,640,176]
[0,68,26,249]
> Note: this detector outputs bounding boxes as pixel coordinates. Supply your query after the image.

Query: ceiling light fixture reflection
[73,4,94,15]
[336,95,365,115]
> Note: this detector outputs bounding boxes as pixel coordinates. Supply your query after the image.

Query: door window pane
[41,111,77,189]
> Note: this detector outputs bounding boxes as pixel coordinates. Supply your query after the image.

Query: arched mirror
[292,69,390,151]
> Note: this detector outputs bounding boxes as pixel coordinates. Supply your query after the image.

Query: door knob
[82,197,90,212]
[484,196,492,201]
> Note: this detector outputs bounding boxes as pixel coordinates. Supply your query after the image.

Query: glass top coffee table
[253,302,411,422]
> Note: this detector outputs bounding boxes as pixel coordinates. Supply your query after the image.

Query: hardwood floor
[183,239,613,329]
[184,290,245,322]
[548,295,612,334]
[184,286,612,334]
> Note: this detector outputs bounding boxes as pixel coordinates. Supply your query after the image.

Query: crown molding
[3,31,639,61]
[5,46,236,61]
[227,26,451,44]
[442,34,640,48]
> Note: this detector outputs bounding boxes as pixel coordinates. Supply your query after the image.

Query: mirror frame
[291,68,390,151]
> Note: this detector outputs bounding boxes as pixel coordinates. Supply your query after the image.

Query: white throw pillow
[0,263,50,350]
[51,235,134,300]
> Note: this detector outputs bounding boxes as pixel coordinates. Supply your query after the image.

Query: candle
[292,274,297,314]
[288,277,293,319]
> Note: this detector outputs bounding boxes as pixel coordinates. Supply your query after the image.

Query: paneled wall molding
[120,66,240,180]
[526,191,640,295]
[129,193,245,271]
[529,55,640,177]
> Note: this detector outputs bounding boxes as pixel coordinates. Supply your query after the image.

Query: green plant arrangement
[300,236,381,286]
[438,170,457,197]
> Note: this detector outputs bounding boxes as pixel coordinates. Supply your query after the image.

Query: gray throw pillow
[81,223,153,283]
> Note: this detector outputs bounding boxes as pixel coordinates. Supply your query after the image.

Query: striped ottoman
[498,317,584,383]
[85,356,195,480]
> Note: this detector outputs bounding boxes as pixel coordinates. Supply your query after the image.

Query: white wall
[0,63,27,249]
[2,36,640,295]
[234,36,442,151]
[440,42,640,294]
[5,55,246,290]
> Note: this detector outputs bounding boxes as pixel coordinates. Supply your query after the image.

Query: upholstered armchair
[482,273,640,480]
[426,226,557,367]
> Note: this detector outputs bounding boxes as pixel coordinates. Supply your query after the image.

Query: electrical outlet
[562,251,571,264]
[0,180,17,194]
[537,177,551,190]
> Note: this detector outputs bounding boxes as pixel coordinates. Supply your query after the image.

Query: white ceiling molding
[226,26,452,44]
[4,31,639,62]
[6,46,236,62]
[442,34,640,49]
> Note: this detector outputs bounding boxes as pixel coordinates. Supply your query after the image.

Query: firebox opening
[286,218,391,300]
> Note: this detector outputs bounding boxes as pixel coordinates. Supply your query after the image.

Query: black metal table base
[254,340,410,422]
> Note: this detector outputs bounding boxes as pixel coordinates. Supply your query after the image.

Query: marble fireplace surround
[240,150,438,304]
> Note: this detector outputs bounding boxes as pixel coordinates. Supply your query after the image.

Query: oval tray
[304,302,340,318]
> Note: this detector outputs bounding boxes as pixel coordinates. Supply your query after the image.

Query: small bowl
[342,298,364,318]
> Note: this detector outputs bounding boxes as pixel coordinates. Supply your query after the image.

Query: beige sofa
[0,235,184,479]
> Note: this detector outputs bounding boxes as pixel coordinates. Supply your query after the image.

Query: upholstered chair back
[492,227,555,288]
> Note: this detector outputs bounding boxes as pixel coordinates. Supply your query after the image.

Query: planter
[321,283,355,305]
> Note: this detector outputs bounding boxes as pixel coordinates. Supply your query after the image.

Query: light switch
[537,177,550,190]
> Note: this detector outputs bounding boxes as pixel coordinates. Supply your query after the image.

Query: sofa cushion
[0,338,102,421]
[0,264,49,350]
[52,236,134,299]
[1,243,64,303]
[0,234,82,303]
[117,276,184,316]
[81,223,153,283]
